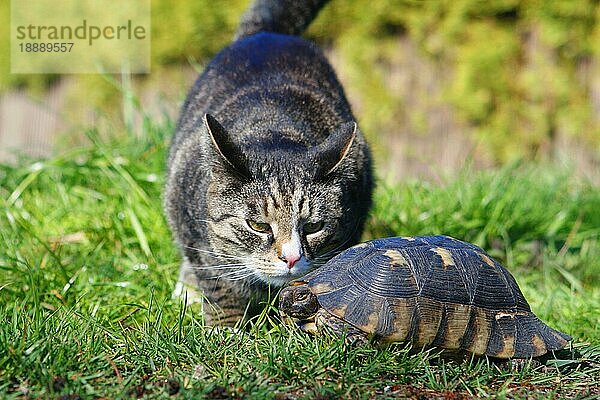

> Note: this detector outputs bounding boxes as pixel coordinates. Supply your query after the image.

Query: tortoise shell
[301,235,571,358]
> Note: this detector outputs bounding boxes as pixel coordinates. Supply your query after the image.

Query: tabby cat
[165,0,373,325]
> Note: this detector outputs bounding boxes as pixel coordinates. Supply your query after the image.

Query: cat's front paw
[171,280,205,304]
[172,259,204,304]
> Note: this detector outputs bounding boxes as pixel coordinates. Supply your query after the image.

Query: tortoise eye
[303,221,324,235]
[295,291,309,301]
[246,219,272,234]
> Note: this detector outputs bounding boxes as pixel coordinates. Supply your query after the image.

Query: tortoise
[279,235,571,358]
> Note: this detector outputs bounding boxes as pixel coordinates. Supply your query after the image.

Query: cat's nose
[280,231,303,269]
[282,254,301,269]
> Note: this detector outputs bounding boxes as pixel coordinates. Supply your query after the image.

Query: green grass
[1,120,599,399]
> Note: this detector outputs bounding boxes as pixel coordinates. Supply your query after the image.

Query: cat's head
[192,114,372,287]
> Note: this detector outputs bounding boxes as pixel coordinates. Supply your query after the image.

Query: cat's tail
[235,0,330,40]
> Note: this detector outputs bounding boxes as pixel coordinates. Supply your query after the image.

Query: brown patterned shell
[304,235,571,358]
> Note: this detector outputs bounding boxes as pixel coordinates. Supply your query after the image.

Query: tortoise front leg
[315,309,369,345]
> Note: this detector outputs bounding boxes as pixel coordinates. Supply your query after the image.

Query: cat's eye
[303,221,324,235]
[247,219,272,233]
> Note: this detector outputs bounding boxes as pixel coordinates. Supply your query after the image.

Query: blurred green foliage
[2,0,599,161]
[312,0,600,161]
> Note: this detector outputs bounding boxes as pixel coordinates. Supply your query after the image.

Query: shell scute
[461,307,493,355]
[316,284,378,332]
[433,302,472,350]
[513,313,546,357]
[471,259,517,310]
[412,297,444,346]
[418,248,472,304]
[315,284,353,317]
[373,298,396,338]
[486,312,517,358]
[384,297,416,341]
[346,249,418,298]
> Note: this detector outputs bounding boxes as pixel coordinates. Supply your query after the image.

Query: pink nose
[283,254,301,269]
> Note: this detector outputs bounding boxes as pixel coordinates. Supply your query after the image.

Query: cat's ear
[315,121,357,177]
[204,113,250,178]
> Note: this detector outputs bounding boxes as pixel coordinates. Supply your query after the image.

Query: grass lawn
[1,121,598,399]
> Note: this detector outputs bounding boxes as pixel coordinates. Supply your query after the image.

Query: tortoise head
[279,281,320,319]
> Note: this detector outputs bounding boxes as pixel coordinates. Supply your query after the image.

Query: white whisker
[184,245,254,262]
[210,269,255,282]
[190,263,249,270]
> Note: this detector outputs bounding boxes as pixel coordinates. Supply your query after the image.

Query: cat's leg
[172,257,204,303]
[172,259,227,325]
[198,279,255,326]
[172,258,251,326]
